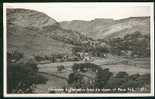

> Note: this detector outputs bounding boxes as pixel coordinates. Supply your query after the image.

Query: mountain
[60,17,150,40]
[7,8,87,56]
[7,8,150,57]
[60,18,114,36]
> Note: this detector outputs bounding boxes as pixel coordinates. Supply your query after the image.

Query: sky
[4,3,153,22]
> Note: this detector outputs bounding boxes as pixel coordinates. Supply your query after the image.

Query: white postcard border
[3,2,154,97]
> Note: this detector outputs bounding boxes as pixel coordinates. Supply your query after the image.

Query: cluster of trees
[34,54,56,62]
[72,31,150,58]
[68,63,101,89]
[92,45,109,57]
[72,45,92,55]
[7,51,47,93]
[72,43,109,58]
[72,63,102,73]
[104,72,150,93]
[7,51,23,63]
[34,53,81,63]
[67,63,150,93]
[95,68,113,89]
[68,72,84,88]
[107,31,150,57]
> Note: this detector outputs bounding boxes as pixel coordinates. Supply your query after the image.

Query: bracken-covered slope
[7,8,86,56]
[60,17,150,40]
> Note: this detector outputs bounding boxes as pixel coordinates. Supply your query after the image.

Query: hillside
[60,18,114,36]
[60,17,150,40]
[7,8,150,57]
[7,8,87,56]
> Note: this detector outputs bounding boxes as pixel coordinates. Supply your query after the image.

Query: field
[33,56,150,93]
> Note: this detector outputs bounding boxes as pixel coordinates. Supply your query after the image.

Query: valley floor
[33,56,150,93]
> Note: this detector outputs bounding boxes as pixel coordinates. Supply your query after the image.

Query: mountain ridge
[60,16,150,40]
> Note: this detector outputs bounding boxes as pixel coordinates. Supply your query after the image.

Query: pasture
[33,57,150,93]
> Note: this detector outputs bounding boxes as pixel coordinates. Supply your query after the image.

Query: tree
[68,72,83,88]
[95,68,113,88]
[120,73,150,89]
[104,71,129,89]
[57,65,65,72]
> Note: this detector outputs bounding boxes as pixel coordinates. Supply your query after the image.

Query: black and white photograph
[3,3,154,97]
